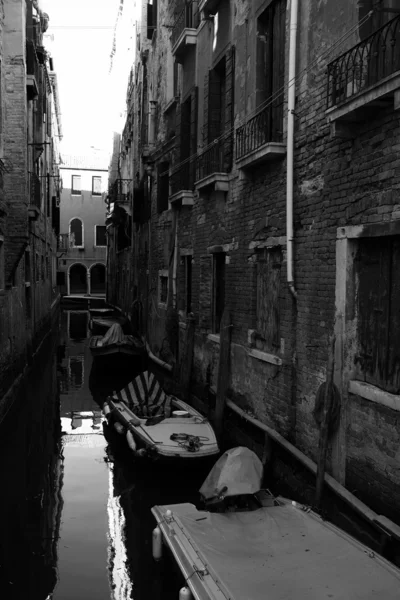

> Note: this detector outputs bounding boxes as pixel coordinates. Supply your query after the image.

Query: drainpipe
[286,0,298,300]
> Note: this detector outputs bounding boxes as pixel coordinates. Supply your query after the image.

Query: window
[157,161,170,213]
[158,271,168,306]
[95,225,106,247]
[207,57,226,144]
[92,176,102,196]
[256,0,285,141]
[212,253,225,333]
[71,175,81,195]
[355,236,400,394]
[255,247,282,351]
[70,218,83,247]
[147,0,158,39]
[0,236,4,291]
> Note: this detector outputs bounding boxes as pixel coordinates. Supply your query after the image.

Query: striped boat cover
[112,371,171,417]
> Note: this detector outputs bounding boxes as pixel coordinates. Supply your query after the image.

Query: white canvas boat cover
[101,322,125,345]
[199,446,263,499]
[152,501,400,600]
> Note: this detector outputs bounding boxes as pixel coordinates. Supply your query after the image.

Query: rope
[170,433,209,452]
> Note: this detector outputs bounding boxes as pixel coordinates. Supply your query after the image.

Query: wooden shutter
[208,67,222,142]
[256,248,281,350]
[203,72,209,144]
[199,255,212,331]
[224,46,235,171]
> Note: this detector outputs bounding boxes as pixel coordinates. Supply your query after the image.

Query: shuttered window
[157,161,170,213]
[212,253,226,334]
[256,247,282,351]
[356,236,400,394]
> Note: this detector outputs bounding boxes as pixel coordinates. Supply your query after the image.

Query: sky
[40,0,137,157]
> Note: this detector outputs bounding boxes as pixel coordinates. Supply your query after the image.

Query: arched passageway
[90,263,106,295]
[69,263,87,295]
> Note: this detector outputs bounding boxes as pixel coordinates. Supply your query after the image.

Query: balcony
[195,137,231,192]
[235,103,286,170]
[28,172,41,219]
[109,179,132,207]
[26,41,40,99]
[171,1,199,62]
[169,160,195,206]
[57,234,70,251]
[326,14,400,134]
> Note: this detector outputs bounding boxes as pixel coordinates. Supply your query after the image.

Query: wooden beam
[215,310,232,440]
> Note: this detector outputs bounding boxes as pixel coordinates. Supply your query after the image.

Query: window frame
[158,269,169,308]
[92,176,102,196]
[71,175,82,196]
[69,217,84,248]
[94,225,107,247]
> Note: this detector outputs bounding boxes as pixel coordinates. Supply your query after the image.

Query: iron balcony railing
[235,102,283,160]
[109,179,132,205]
[29,172,41,209]
[327,14,400,109]
[57,234,69,250]
[195,136,230,181]
[170,160,195,195]
[171,0,199,48]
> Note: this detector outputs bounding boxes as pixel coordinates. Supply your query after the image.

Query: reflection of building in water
[68,355,85,389]
[61,411,104,435]
[106,463,133,600]
[68,310,89,340]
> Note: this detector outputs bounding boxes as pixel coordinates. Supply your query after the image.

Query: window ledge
[236,142,286,171]
[207,333,220,344]
[164,96,179,114]
[172,28,198,62]
[247,348,282,366]
[326,71,400,134]
[195,172,229,192]
[169,190,194,206]
[348,380,400,412]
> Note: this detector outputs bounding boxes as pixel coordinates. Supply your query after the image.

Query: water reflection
[0,333,62,600]
[0,310,210,600]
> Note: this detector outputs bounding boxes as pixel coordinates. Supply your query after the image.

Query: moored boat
[103,370,219,463]
[89,315,129,335]
[151,447,400,600]
[89,322,146,357]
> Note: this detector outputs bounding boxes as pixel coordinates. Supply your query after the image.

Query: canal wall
[0,296,60,424]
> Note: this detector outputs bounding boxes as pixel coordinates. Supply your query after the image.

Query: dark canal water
[0,310,206,600]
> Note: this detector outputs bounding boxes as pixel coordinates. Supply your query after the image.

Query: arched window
[70,218,83,247]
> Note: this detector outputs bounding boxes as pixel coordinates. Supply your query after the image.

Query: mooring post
[315,334,336,509]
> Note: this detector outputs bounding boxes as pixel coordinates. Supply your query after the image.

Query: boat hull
[105,397,219,465]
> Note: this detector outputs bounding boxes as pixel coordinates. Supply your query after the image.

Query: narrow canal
[0,310,205,600]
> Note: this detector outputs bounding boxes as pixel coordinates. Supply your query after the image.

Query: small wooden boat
[90,322,145,357]
[89,315,129,335]
[103,371,219,463]
[151,447,400,599]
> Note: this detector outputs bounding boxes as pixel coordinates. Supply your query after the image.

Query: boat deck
[151,499,400,600]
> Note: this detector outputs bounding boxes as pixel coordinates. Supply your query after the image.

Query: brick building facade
[107,0,400,522]
[0,0,62,408]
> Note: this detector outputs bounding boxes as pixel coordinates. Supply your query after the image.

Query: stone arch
[68,263,87,295]
[89,263,106,295]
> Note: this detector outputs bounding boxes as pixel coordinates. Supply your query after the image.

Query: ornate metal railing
[109,179,132,205]
[327,14,400,109]
[171,0,199,47]
[195,136,230,181]
[235,102,282,160]
[170,160,194,195]
[29,172,41,209]
[57,234,69,250]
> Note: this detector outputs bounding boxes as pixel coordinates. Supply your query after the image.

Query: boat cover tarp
[200,446,263,499]
[101,322,125,345]
[112,371,171,418]
[168,501,400,599]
